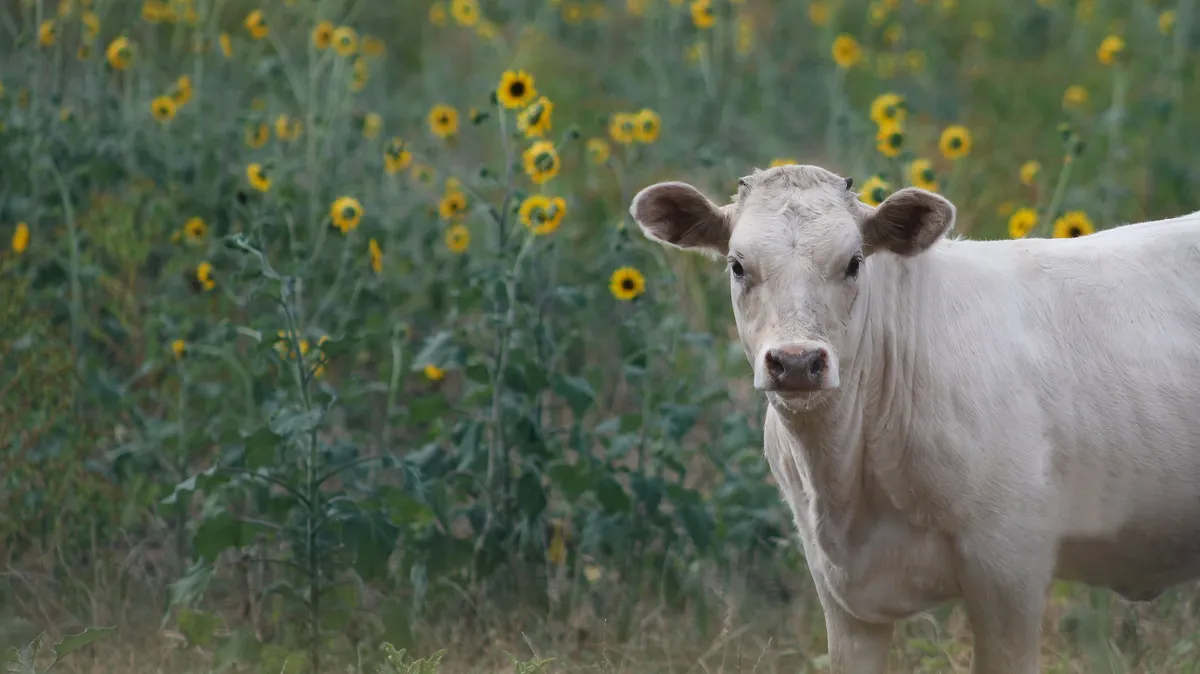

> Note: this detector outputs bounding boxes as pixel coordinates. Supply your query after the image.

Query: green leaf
[211,628,260,673]
[268,404,325,436]
[160,465,227,506]
[412,331,453,369]
[594,475,632,513]
[6,633,42,674]
[551,373,595,419]
[515,471,547,519]
[164,560,214,613]
[194,513,263,561]
[242,427,280,470]
[342,511,399,581]
[50,626,116,667]
[407,394,447,424]
[176,608,221,648]
[677,504,714,552]
[547,461,589,502]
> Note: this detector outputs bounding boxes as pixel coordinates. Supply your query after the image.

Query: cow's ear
[630,181,731,257]
[861,187,956,256]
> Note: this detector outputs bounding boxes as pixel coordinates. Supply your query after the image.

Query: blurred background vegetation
[2,0,1200,672]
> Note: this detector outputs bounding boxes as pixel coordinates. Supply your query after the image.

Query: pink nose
[764,345,829,392]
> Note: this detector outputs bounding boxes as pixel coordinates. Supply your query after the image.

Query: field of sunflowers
[3,0,1200,672]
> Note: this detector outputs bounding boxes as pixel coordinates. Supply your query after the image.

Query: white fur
[631,165,1200,674]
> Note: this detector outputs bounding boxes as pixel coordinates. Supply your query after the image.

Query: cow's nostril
[808,352,825,377]
[765,351,786,380]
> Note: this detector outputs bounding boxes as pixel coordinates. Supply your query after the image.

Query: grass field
[3,0,1200,672]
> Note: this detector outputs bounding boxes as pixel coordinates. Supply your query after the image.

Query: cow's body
[630,164,1200,673]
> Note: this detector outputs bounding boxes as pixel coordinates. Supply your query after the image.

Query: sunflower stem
[1039,157,1075,238]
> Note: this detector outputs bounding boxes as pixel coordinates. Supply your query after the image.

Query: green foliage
[3,627,115,674]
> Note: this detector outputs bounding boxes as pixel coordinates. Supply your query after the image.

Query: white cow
[629,164,1200,674]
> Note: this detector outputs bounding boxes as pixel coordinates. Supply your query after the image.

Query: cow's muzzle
[758,343,839,393]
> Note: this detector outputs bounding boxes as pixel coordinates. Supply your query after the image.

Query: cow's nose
[764,345,828,392]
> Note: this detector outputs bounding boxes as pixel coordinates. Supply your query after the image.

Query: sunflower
[451,0,479,26]
[332,26,358,56]
[151,96,177,122]
[246,123,269,148]
[171,75,192,106]
[519,195,567,235]
[219,32,232,58]
[312,20,334,49]
[11,222,30,255]
[1008,208,1037,239]
[247,162,271,192]
[172,339,187,359]
[411,163,437,185]
[106,36,133,70]
[244,9,268,39]
[831,34,861,68]
[1019,161,1040,187]
[1053,211,1094,239]
[1062,85,1088,109]
[908,158,937,191]
[424,364,446,380]
[1159,10,1176,35]
[609,112,638,145]
[196,261,216,291]
[938,125,971,160]
[438,190,469,221]
[586,138,610,164]
[445,223,470,253]
[363,112,382,139]
[350,58,369,91]
[904,49,927,73]
[517,96,554,138]
[184,216,207,243]
[859,175,890,207]
[429,2,449,26]
[369,238,382,274]
[428,104,459,138]
[38,20,56,47]
[768,158,797,168]
[633,108,661,143]
[330,196,364,234]
[497,69,537,109]
[1096,35,1124,66]
[869,93,906,126]
[691,0,715,28]
[609,267,646,301]
[876,124,904,158]
[809,1,830,25]
[384,137,413,174]
[522,140,560,184]
[363,35,385,57]
[82,11,101,41]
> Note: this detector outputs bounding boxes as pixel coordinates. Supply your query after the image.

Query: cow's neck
[768,251,917,558]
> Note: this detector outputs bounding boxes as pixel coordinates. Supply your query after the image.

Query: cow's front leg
[956,535,1051,674]
[807,568,893,673]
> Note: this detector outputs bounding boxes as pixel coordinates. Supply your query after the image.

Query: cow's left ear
[861,187,956,256]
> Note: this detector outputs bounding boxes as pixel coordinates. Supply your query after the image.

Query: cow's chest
[795,507,961,624]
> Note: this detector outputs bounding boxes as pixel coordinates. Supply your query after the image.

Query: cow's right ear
[630,181,731,257]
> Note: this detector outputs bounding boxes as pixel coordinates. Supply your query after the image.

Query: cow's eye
[845,253,863,279]
[729,258,745,279]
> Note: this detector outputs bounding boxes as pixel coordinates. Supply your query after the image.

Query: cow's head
[630,164,954,398]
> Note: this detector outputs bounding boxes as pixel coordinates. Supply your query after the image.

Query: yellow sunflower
[384,137,413,174]
[519,195,567,235]
[106,36,133,70]
[171,75,192,106]
[517,96,554,138]
[1096,34,1124,66]
[769,158,797,168]
[633,108,661,143]
[859,175,890,207]
[363,35,386,57]
[809,1,831,25]
[246,123,269,148]
[332,26,358,56]
[363,112,382,139]
[438,190,469,220]
[219,32,232,58]
[411,163,437,185]
[451,0,479,26]
[428,104,459,138]
[522,140,560,184]
[691,0,715,28]
[1053,211,1094,239]
[312,20,334,49]
[424,364,446,381]
[1019,161,1040,187]
[869,92,906,126]
[151,96,177,122]
[445,223,470,253]
[497,69,537,109]
[831,34,861,68]
[330,196,364,234]
[184,216,207,244]
[172,339,187,359]
[11,222,30,255]
[368,238,382,274]
[609,267,646,301]
[586,138,611,164]
[938,125,971,160]
[908,158,937,191]
[430,3,449,26]
[244,9,268,39]
[1062,85,1088,109]
[609,112,637,145]
[876,124,904,158]
[1159,10,1175,35]
[247,163,271,192]
[1008,208,1037,239]
[196,261,216,291]
[39,20,57,47]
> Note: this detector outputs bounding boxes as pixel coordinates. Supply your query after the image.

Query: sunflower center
[535,152,554,171]
[643,120,655,132]
[871,187,886,202]
[1069,226,1083,237]
[342,205,358,219]
[509,81,526,97]
[921,168,934,181]
[621,278,635,291]
[439,114,449,125]
[950,137,963,149]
